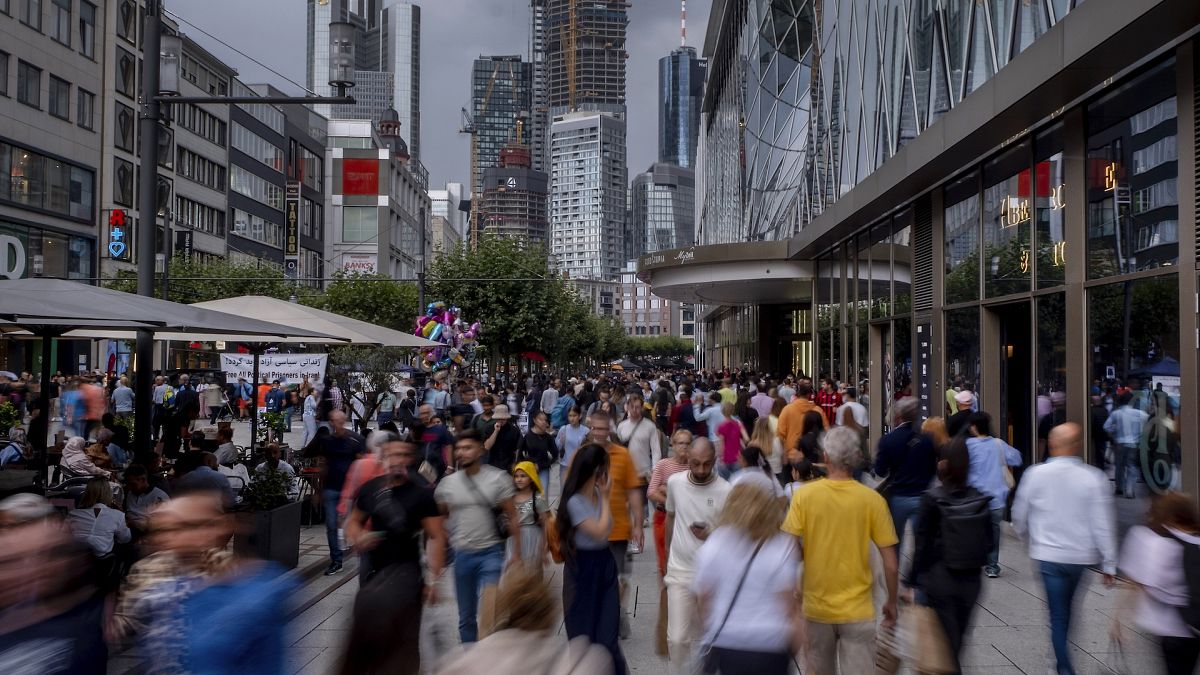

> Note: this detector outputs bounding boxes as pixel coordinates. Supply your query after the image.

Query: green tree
[303,271,418,332]
[104,255,293,304]
[427,234,573,359]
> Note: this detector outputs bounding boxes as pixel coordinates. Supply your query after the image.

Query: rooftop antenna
[681,0,687,46]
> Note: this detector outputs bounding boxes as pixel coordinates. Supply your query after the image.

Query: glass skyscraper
[658,46,705,169]
[470,56,533,239]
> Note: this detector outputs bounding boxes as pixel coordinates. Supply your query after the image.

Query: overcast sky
[180,0,713,189]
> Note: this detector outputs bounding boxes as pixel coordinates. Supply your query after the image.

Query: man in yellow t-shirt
[782,426,899,674]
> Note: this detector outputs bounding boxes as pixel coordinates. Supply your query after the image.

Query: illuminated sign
[1052,241,1066,267]
[284,181,300,269]
[1050,184,1065,210]
[341,158,380,195]
[1000,196,1030,228]
[1019,249,1030,275]
[1104,162,1119,192]
[107,209,130,260]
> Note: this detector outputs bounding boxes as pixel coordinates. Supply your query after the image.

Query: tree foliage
[302,271,418,332]
[104,255,293,304]
[328,345,410,422]
[624,335,693,360]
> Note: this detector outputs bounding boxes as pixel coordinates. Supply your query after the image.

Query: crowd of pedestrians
[0,365,1197,675]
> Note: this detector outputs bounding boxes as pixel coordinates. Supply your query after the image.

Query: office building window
[48,75,69,119]
[50,0,69,45]
[177,147,226,192]
[231,123,284,173]
[301,146,322,191]
[175,195,225,237]
[116,48,135,99]
[78,2,95,58]
[19,0,40,30]
[0,52,8,96]
[177,103,227,147]
[115,103,134,151]
[75,88,93,129]
[114,158,133,206]
[341,207,378,242]
[116,0,135,43]
[302,197,322,238]
[16,61,40,108]
[230,208,283,249]
[229,165,281,210]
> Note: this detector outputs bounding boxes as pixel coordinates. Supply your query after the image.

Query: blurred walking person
[910,436,994,674]
[435,429,521,644]
[1104,391,1149,498]
[1116,492,1200,675]
[341,433,447,675]
[664,437,731,674]
[694,482,800,675]
[558,443,627,675]
[436,566,612,675]
[782,426,899,674]
[965,413,1022,578]
[873,398,937,552]
[1012,422,1116,675]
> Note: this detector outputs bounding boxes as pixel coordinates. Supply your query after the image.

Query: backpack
[162,385,177,410]
[933,486,993,571]
[551,395,575,428]
[1167,532,1200,636]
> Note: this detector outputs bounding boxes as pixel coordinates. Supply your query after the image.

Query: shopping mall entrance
[988,302,1033,467]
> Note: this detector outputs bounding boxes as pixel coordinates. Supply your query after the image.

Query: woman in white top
[67,477,131,557]
[1116,492,1200,675]
[301,387,320,446]
[693,482,800,675]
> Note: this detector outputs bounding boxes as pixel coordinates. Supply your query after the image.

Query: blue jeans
[987,508,1004,570]
[888,494,923,551]
[1039,561,1087,675]
[453,543,505,643]
[322,489,342,566]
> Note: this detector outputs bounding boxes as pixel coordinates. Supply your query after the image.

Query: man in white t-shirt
[835,386,869,427]
[617,392,663,489]
[664,437,731,674]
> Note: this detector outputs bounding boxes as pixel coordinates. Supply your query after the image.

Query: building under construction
[544,0,630,118]
[465,55,532,242]
[480,144,550,245]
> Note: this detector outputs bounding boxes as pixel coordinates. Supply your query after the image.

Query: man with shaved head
[663,435,730,673]
[1012,422,1117,675]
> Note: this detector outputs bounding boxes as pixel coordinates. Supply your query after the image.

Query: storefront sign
[0,234,25,279]
[915,323,932,421]
[341,253,377,275]
[219,353,327,386]
[107,209,130,260]
[174,230,193,261]
[284,181,300,258]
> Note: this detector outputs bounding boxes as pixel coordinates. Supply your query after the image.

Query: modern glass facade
[658,46,706,169]
[550,112,627,281]
[662,0,1200,507]
[631,163,696,255]
[470,56,533,237]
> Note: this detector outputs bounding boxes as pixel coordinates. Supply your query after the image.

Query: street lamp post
[131,0,357,452]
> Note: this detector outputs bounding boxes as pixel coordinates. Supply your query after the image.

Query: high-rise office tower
[551,112,627,280]
[544,0,630,120]
[306,0,422,160]
[529,0,549,173]
[659,46,706,168]
[632,163,696,254]
[469,56,532,240]
[481,144,550,244]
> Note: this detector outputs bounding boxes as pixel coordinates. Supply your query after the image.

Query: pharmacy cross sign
[108,209,129,259]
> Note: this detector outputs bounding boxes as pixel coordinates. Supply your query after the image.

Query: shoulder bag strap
[707,539,765,649]
[461,472,497,511]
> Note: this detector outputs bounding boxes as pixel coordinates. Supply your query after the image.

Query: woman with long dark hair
[557,443,626,675]
[910,436,993,674]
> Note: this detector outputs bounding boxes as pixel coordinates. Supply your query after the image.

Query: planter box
[234,500,302,569]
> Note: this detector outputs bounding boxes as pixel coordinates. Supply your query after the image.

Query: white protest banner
[219,353,328,386]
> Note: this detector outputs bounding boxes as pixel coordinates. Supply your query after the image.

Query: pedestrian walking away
[1012,422,1116,675]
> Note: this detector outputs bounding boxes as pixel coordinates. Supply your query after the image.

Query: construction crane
[560,0,577,110]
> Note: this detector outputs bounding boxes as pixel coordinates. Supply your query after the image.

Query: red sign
[342,159,379,195]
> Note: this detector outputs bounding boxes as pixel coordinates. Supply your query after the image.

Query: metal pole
[133,0,162,452]
[35,331,53,487]
[250,347,261,455]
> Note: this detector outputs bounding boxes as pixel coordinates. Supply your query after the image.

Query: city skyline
[183,0,713,189]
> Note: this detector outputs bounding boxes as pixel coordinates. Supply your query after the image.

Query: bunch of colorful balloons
[414,301,482,373]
